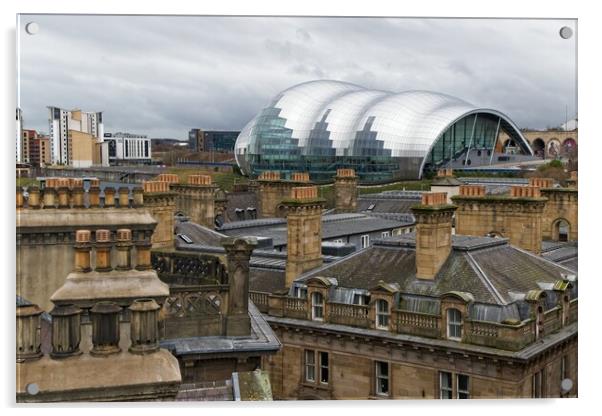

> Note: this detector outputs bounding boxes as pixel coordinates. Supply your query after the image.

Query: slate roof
[297,233,576,307]
[250,268,287,294]
[176,221,227,247]
[541,240,578,271]
[224,191,259,222]
[219,213,412,248]
[357,191,423,214]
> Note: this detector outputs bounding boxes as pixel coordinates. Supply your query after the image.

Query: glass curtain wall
[427,113,501,167]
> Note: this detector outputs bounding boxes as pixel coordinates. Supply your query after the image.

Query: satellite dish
[561,378,573,393]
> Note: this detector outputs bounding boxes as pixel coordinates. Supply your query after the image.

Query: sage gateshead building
[235,80,534,183]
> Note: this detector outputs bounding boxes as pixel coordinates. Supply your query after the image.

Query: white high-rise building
[47,107,106,165]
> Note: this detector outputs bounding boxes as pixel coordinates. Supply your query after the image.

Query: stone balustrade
[253,292,572,351]
[328,302,369,327]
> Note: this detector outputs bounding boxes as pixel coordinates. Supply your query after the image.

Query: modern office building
[104,132,152,165]
[47,107,107,166]
[235,80,534,183]
[189,129,239,153]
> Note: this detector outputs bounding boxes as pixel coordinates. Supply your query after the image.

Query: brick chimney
[411,192,456,280]
[291,172,311,183]
[528,177,554,189]
[334,168,358,213]
[156,173,180,184]
[283,186,325,287]
[128,299,161,355]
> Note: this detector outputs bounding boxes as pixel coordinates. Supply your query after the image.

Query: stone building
[248,191,577,400]
[17,179,154,311]
[16,229,182,402]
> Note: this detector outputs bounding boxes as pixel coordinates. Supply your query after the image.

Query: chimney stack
[95,229,113,272]
[103,187,116,207]
[132,187,144,207]
[284,186,325,287]
[57,186,69,208]
[156,173,180,184]
[90,301,122,356]
[291,172,310,183]
[411,192,456,280]
[118,187,130,208]
[128,299,161,355]
[510,186,541,198]
[528,178,554,189]
[88,186,101,208]
[49,304,82,359]
[28,186,40,209]
[74,230,92,272]
[115,229,133,270]
[43,187,56,209]
[71,186,84,208]
[334,168,358,213]
[16,304,43,362]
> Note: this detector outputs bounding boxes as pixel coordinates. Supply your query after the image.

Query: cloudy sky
[18,15,577,139]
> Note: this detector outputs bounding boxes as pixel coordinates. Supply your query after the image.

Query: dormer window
[293,286,308,299]
[312,292,324,321]
[376,299,390,329]
[446,308,462,340]
[353,294,368,306]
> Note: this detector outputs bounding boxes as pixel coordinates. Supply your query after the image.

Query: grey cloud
[18,15,576,139]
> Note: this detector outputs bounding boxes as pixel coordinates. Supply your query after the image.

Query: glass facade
[235,80,531,183]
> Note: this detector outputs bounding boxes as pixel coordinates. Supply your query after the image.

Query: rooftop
[217,213,414,248]
[295,233,577,314]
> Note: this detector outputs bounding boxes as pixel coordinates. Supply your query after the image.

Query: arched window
[312,292,324,321]
[447,308,463,340]
[376,299,390,329]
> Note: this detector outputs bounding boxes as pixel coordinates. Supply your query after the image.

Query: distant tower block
[411,192,456,280]
[142,181,176,249]
[452,185,547,254]
[283,186,325,287]
[334,168,358,213]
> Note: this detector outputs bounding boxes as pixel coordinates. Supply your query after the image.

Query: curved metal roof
[235,80,531,177]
